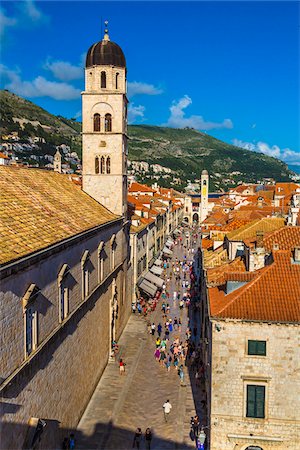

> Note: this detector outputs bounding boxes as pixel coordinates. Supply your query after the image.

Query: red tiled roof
[209,251,300,322]
[263,226,300,252]
[129,182,156,193]
[207,257,246,285]
[202,238,213,250]
[0,152,9,159]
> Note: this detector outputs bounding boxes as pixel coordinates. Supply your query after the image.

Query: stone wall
[0,221,131,449]
[209,320,300,450]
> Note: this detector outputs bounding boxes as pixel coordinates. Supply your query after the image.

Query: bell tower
[200,169,209,222]
[82,23,128,216]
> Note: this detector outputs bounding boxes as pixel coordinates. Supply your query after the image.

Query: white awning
[163,247,173,256]
[144,271,164,288]
[154,258,163,266]
[150,265,164,276]
[165,239,174,248]
[138,279,157,297]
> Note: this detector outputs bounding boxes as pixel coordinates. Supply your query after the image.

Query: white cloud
[128,103,145,124]
[73,111,82,119]
[0,8,16,37]
[232,138,300,165]
[0,64,80,100]
[44,59,83,81]
[127,81,163,98]
[164,95,233,131]
[22,0,44,22]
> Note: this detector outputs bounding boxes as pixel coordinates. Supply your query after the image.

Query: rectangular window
[84,268,89,297]
[248,340,266,356]
[25,307,37,357]
[246,385,265,418]
[59,284,69,322]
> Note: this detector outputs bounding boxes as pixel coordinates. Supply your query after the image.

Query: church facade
[0,30,131,449]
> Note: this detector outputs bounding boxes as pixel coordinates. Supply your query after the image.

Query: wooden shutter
[255,386,265,418]
[257,341,266,356]
[246,385,256,417]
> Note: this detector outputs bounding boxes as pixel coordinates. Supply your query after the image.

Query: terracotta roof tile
[227,218,285,241]
[209,251,300,322]
[0,167,117,265]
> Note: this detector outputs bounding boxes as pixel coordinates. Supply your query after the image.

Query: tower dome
[202,169,208,175]
[85,29,126,69]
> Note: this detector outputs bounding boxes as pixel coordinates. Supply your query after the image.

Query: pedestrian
[174,317,178,330]
[154,348,160,361]
[163,399,172,422]
[178,364,184,384]
[69,434,75,450]
[133,428,142,449]
[62,438,69,449]
[119,358,126,375]
[157,323,162,337]
[137,303,142,315]
[178,318,182,332]
[145,428,152,450]
[132,303,136,314]
[173,291,177,301]
[151,323,156,335]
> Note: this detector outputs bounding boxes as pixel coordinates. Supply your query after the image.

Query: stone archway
[192,213,199,223]
[243,446,264,450]
[183,216,189,224]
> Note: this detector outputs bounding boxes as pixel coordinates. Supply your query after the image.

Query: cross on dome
[103,20,110,41]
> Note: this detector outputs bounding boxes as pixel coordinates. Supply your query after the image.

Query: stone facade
[82,62,128,216]
[205,319,300,450]
[0,220,131,449]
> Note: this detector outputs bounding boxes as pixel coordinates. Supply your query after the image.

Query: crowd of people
[116,226,206,449]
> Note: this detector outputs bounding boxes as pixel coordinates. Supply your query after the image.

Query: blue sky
[1,1,299,165]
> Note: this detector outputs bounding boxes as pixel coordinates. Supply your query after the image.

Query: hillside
[0,90,294,190]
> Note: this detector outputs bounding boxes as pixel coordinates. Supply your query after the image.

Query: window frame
[98,242,105,283]
[81,250,90,301]
[101,71,106,89]
[247,340,267,356]
[246,384,266,419]
[22,284,39,358]
[93,113,101,132]
[95,156,100,174]
[105,113,112,132]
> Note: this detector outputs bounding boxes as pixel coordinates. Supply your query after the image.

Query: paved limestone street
[76,227,206,449]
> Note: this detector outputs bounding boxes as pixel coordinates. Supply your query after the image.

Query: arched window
[203,179,207,186]
[95,156,99,174]
[22,284,40,357]
[116,72,119,89]
[110,235,116,270]
[100,156,105,174]
[93,113,101,132]
[106,156,111,174]
[98,242,105,283]
[81,250,90,300]
[101,71,106,88]
[105,113,112,132]
[58,264,69,322]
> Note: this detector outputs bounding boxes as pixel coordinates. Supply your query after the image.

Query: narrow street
[76,228,206,449]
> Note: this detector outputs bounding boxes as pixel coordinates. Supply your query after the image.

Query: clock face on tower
[202,187,207,196]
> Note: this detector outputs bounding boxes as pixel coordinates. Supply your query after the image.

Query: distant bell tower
[54,149,62,173]
[82,22,128,216]
[200,169,209,222]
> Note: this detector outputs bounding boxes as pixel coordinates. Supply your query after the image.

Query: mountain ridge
[0,89,294,190]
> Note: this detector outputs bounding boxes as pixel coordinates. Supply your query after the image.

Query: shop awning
[154,258,163,266]
[165,239,174,248]
[144,271,164,288]
[163,246,173,256]
[138,279,157,297]
[150,265,164,276]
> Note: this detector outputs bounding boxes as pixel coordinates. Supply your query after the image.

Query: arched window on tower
[105,113,112,132]
[106,156,111,174]
[203,179,207,186]
[116,72,119,89]
[101,71,106,88]
[93,113,101,132]
[100,156,105,174]
[95,156,99,174]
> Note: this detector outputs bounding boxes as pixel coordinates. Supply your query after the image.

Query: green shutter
[248,340,266,356]
[255,386,265,418]
[257,341,266,356]
[246,385,256,417]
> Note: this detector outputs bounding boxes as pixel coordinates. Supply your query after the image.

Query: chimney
[273,242,279,251]
[256,230,264,248]
[294,247,300,263]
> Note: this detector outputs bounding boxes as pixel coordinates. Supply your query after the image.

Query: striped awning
[138,279,157,297]
[150,265,164,276]
[144,271,164,288]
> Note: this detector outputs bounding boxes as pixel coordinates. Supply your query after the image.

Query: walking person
[151,323,156,336]
[163,399,172,422]
[132,428,142,449]
[145,428,152,450]
[157,323,162,337]
[119,358,126,375]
